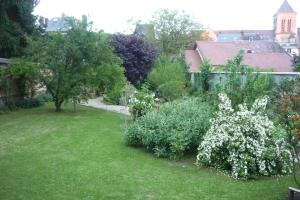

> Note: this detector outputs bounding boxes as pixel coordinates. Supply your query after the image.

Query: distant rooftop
[276,0,296,13]
[215,30,274,42]
[185,41,293,73]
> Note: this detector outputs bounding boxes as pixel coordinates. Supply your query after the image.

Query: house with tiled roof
[203,0,299,56]
[185,41,294,73]
[185,41,300,85]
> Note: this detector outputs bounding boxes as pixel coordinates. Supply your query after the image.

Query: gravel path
[82,97,130,115]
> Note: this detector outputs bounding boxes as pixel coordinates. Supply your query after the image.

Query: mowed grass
[0,104,297,200]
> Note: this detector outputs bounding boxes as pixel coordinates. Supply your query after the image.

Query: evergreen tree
[0,0,39,57]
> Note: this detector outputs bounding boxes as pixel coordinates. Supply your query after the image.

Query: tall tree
[150,9,202,55]
[0,0,39,57]
[110,34,158,86]
[28,17,121,111]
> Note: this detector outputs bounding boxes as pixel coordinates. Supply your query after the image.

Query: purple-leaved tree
[111,34,158,86]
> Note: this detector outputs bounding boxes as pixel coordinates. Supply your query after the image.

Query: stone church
[205,0,299,56]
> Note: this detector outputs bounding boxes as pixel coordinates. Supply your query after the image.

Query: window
[281,19,286,33]
[287,19,292,33]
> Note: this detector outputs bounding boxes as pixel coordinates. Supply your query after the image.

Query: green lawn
[0,105,296,200]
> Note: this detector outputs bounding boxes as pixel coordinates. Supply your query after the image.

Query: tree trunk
[73,99,77,112]
[54,99,63,112]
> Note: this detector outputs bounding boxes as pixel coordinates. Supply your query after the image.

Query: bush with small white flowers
[197,93,292,179]
[128,85,157,120]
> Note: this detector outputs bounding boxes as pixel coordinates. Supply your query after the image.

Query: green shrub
[125,98,213,158]
[147,55,186,101]
[35,92,53,103]
[95,64,126,104]
[0,105,9,114]
[211,52,274,108]
[15,98,43,108]
[157,81,183,101]
[119,83,136,106]
[128,85,156,120]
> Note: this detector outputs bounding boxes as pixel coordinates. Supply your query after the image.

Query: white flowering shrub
[128,85,157,120]
[197,93,292,179]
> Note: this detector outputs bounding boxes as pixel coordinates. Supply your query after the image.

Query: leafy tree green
[150,9,202,55]
[210,52,274,108]
[147,55,186,101]
[295,63,300,72]
[94,63,126,104]
[28,17,121,111]
[0,57,40,109]
[198,59,212,92]
[0,0,39,57]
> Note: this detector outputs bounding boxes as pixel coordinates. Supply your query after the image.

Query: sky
[33,0,300,33]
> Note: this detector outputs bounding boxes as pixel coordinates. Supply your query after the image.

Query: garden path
[82,97,130,115]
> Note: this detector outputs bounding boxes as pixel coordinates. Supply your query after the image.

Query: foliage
[27,17,120,111]
[0,0,39,57]
[0,57,40,109]
[214,52,274,108]
[110,33,158,86]
[157,81,184,102]
[150,9,202,55]
[35,92,53,103]
[0,105,10,115]
[277,77,300,187]
[147,55,186,101]
[119,83,136,106]
[93,63,126,104]
[198,59,212,92]
[128,85,156,120]
[197,93,292,179]
[15,97,43,108]
[295,63,300,72]
[126,98,213,158]
[294,56,300,72]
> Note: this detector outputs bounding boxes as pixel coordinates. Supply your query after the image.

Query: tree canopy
[28,17,121,111]
[110,33,158,86]
[150,9,202,55]
[0,0,39,57]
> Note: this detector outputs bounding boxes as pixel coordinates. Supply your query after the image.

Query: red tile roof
[185,50,201,73]
[185,41,294,73]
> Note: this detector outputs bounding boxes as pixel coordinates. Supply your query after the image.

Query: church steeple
[274,0,297,44]
[276,0,296,14]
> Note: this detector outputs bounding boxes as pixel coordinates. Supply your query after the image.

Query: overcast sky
[33,0,300,33]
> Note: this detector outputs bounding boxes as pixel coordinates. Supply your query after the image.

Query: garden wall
[191,72,300,87]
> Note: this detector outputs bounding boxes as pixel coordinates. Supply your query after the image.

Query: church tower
[274,0,297,44]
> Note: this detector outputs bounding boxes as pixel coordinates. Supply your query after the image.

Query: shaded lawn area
[0,104,297,200]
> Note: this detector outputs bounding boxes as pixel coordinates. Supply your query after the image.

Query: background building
[203,0,299,56]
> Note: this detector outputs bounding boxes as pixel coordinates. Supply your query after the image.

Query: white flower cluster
[128,90,156,119]
[197,93,292,179]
